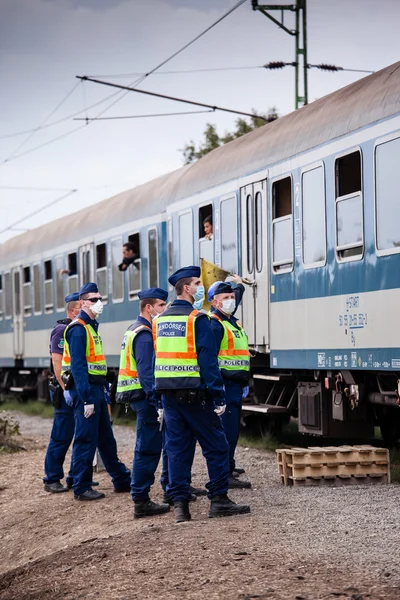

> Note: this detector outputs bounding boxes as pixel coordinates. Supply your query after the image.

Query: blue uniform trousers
[71,386,130,496]
[129,399,162,502]
[162,393,230,501]
[43,394,75,486]
[221,382,243,474]
[160,430,195,492]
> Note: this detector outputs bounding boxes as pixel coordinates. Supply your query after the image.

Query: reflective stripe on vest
[153,310,201,389]
[62,318,107,378]
[211,313,250,377]
[116,325,151,394]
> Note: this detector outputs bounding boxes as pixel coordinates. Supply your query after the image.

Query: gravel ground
[0,410,399,600]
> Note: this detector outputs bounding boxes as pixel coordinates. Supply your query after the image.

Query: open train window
[335,150,363,261]
[0,275,3,319]
[55,255,65,311]
[272,176,293,273]
[44,260,53,313]
[23,266,32,316]
[4,272,12,319]
[375,136,400,253]
[33,264,42,314]
[127,233,141,298]
[96,243,108,302]
[179,211,193,267]
[198,204,214,262]
[67,252,78,295]
[148,228,158,288]
[302,165,326,267]
[221,196,238,273]
[111,237,124,302]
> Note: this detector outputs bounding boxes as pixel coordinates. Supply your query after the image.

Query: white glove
[157,408,164,423]
[214,404,226,416]
[84,404,95,418]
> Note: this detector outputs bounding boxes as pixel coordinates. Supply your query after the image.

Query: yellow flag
[200,258,230,311]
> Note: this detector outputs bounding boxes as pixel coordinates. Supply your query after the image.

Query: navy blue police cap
[212,282,234,296]
[138,287,168,302]
[168,266,201,287]
[64,292,80,303]
[78,282,99,297]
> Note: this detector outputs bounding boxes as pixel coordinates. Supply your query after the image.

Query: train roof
[2,60,400,263]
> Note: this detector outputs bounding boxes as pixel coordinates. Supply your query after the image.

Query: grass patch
[0,399,54,419]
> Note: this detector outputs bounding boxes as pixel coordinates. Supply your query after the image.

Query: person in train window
[153,265,250,522]
[118,242,140,271]
[61,282,131,501]
[202,215,213,240]
[43,293,82,493]
[209,281,252,489]
[115,287,171,519]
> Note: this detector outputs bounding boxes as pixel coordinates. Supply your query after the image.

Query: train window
[179,211,193,267]
[4,272,12,319]
[272,176,293,272]
[23,266,32,317]
[221,197,238,273]
[375,137,400,252]
[33,264,42,314]
[148,228,158,287]
[0,275,3,319]
[246,194,254,273]
[55,255,65,311]
[14,271,21,317]
[199,204,214,262]
[302,166,326,266]
[67,252,78,295]
[335,151,361,197]
[127,233,141,298]
[111,238,124,302]
[335,151,363,261]
[44,260,53,313]
[255,192,263,273]
[96,243,108,302]
[167,218,173,284]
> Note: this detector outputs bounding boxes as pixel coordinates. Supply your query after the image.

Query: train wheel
[377,406,400,447]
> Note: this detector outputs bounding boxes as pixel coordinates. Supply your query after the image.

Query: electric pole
[252,0,308,109]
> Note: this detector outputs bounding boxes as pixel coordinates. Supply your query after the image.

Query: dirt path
[0,411,399,600]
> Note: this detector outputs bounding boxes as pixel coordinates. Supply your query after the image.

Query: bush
[0,413,22,453]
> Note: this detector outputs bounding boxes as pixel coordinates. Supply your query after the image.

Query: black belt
[167,389,209,403]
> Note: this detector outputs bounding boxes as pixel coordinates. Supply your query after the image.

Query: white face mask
[221,299,235,315]
[90,299,104,317]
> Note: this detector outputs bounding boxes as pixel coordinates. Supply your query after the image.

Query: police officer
[116,287,170,519]
[154,266,250,522]
[43,293,80,493]
[62,282,131,501]
[209,282,251,489]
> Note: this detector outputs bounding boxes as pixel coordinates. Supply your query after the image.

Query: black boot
[189,485,207,496]
[74,489,105,501]
[209,494,250,518]
[174,500,191,523]
[44,482,69,493]
[232,467,245,477]
[134,499,170,519]
[228,475,252,489]
[163,492,197,505]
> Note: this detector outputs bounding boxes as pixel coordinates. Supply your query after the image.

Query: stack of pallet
[276,445,390,486]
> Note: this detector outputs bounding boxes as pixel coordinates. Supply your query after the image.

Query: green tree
[181,108,279,164]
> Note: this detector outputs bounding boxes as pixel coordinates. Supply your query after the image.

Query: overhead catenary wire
[0,190,77,237]
[76,76,269,122]
[73,109,216,121]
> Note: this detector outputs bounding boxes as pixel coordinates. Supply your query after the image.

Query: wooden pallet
[276,445,390,486]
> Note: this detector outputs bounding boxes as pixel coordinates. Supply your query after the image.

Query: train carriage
[1,61,400,442]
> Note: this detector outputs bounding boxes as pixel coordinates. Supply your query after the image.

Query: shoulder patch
[58,338,65,349]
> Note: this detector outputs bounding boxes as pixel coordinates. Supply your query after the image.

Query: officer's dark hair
[139,298,159,312]
[123,242,136,253]
[203,215,212,226]
[175,277,194,296]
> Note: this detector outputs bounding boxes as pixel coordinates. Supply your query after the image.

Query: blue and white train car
[1,61,400,442]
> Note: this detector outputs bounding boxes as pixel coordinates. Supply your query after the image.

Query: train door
[79,243,94,286]
[240,180,269,349]
[12,266,24,358]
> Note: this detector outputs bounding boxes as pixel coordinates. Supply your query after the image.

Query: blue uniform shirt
[65,310,101,405]
[168,299,225,402]
[132,315,157,405]
[49,319,71,356]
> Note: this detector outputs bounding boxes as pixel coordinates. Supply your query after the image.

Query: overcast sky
[0,0,399,243]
